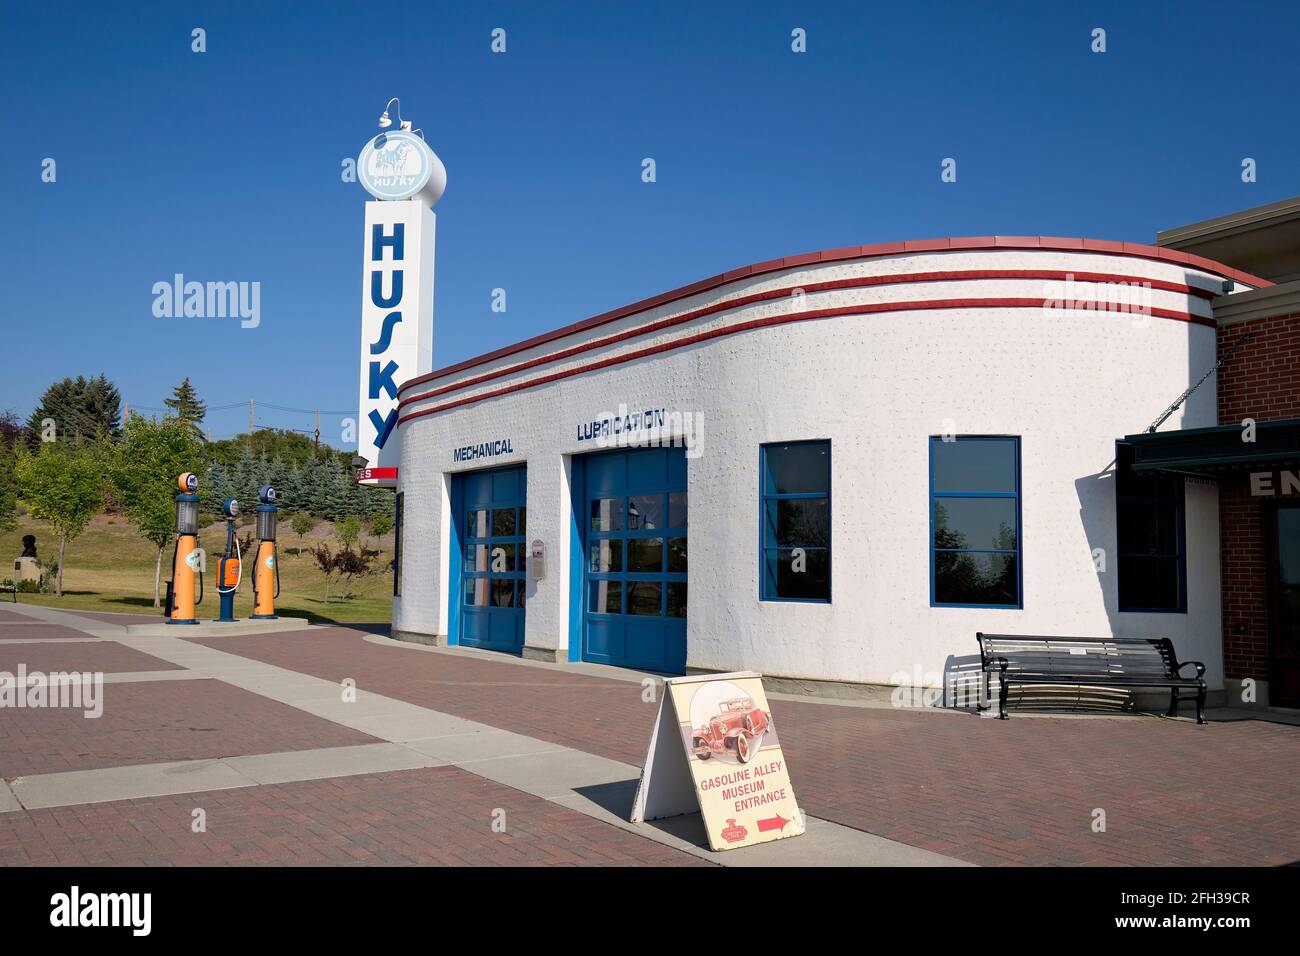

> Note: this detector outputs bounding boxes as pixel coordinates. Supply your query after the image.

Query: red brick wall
[1217,310,1300,681]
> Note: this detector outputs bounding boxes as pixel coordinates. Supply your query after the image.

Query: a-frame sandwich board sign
[631,671,804,851]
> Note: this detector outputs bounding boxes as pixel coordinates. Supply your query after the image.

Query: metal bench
[976,632,1207,724]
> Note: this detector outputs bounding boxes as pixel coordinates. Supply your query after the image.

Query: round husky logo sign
[357,131,446,205]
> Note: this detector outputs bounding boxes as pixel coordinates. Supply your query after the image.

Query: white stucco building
[383,235,1266,695]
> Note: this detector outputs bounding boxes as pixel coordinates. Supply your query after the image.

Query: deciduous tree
[110,414,202,607]
[14,442,103,596]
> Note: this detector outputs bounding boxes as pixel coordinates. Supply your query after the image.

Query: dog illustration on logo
[369,141,415,179]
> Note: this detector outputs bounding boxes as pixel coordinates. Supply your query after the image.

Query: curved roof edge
[399,235,1273,395]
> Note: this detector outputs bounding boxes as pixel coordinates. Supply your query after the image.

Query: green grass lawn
[2,511,394,625]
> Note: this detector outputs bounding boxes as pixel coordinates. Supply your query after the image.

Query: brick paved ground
[195,630,659,763]
[0,766,712,867]
[196,627,1300,867]
[0,678,378,776]
[0,640,183,675]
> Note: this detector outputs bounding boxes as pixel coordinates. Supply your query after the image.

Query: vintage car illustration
[690,697,771,764]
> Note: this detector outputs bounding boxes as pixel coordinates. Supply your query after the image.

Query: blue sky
[1,1,1296,444]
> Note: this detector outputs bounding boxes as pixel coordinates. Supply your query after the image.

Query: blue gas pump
[214,498,242,622]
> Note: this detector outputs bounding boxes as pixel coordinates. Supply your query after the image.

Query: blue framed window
[1115,442,1186,612]
[760,441,830,602]
[930,436,1021,608]
[463,502,527,610]
[393,492,403,597]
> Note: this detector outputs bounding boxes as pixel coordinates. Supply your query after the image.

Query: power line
[125,399,358,416]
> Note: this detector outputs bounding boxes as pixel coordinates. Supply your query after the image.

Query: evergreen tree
[26,375,121,443]
[277,460,304,512]
[81,374,123,440]
[329,456,358,520]
[232,445,258,507]
[203,460,237,516]
[164,377,207,440]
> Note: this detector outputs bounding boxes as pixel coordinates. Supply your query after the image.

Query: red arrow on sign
[757,814,791,833]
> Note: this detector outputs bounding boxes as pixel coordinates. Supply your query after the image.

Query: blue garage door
[454,465,526,654]
[583,447,687,672]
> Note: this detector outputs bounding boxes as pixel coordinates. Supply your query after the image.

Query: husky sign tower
[355,98,446,486]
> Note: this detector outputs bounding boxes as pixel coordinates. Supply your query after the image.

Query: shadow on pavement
[572,779,711,849]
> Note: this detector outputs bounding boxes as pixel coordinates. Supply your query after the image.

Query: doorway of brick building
[1268,503,1300,708]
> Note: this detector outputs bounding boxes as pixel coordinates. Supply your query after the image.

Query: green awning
[1123,419,1300,475]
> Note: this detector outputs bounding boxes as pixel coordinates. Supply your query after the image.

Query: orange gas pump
[250,485,279,619]
[165,473,202,625]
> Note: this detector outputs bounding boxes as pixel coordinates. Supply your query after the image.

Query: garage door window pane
[666,582,687,618]
[590,539,623,573]
[466,543,488,571]
[627,581,662,616]
[627,537,663,573]
[590,498,623,532]
[668,536,687,573]
[668,492,688,528]
[491,508,517,537]
[627,494,664,530]
[489,579,515,608]
[588,580,621,614]
[490,543,518,572]
[464,577,488,607]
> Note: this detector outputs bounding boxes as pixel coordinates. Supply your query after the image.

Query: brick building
[1130,196,1300,708]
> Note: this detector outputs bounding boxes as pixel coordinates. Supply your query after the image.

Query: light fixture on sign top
[377,97,412,131]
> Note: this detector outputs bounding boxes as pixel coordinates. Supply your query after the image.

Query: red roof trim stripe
[398,236,1268,395]
[397,270,1217,411]
[397,297,1214,428]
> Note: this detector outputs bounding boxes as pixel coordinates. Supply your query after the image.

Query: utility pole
[314,409,321,450]
[249,400,255,435]
[122,402,129,420]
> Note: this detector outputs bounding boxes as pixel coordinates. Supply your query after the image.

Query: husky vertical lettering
[356,115,445,487]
